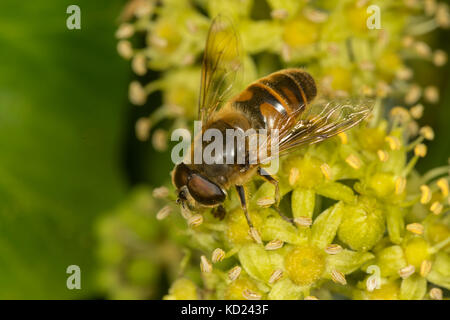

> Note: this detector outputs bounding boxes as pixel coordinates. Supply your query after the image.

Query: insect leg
[235,185,254,228]
[257,167,295,226]
[211,205,226,220]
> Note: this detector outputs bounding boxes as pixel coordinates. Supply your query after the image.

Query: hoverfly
[172,16,373,235]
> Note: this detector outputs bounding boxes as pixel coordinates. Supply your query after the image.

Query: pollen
[188,214,204,228]
[116,23,134,39]
[396,67,413,80]
[325,244,343,255]
[153,186,169,198]
[268,269,284,284]
[331,269,347,285]
[424,0,437,15]
[377,150,389,162]
[437,178,449,196]
[289,167,299,186]
[135,117,151,141]
[152,129,168,151]
[249,227,262,244]
[265,239,284,251]
[402,35,414,48]
[270,9,288,20]
[410,104,424,119]
[424,86,439,103]
[211,248,225,263]
[228,266,242,281]
[395,177,407,195]
[436,3,450,28]
[294,216,313,227]
[117,40,133,60]
[419,260,432,277]
[338,132,348,144]
[406,223,424,235]
[430,201,443,215]
[414,144,427,157]
[420,185,432,204]
[433,49,448,67]
[390,106,410,123]
[132,53,147,76]
[257,197,276,207]
[405,84,421,105]
[156,205,171,220]
[385,136,401,150]
[419,126,435,140]
[414,41,431,58]
[429,288,443,300]
[200,255,212,273]
[129,81,147,105]
[398,265,415,279]
[242,289,261,300]
[345,154,362,169]
[320,163,332,180]
[304,7,329,23]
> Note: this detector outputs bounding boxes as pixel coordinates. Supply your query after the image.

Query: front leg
[211,205,226,220]
[257,167,295,226]
[236,185,261,243]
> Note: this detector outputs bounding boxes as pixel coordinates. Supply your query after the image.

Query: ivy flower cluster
[101,0,450,300]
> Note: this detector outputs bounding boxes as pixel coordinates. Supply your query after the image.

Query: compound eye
[187,174,226,206]
[173,163,191,189]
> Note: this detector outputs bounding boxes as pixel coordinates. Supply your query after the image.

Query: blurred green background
[0,0,448,299]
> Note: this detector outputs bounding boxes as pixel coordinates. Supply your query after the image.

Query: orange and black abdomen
[231,68,317,130]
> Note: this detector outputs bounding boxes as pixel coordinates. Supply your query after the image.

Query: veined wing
[257,97,374,163]
[198,15,243,124]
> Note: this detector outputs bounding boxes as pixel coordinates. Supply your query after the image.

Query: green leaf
[0,0,128,298]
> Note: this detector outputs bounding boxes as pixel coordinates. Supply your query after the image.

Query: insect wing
[280,97,374,153]
[198,16,243,124]
[257,97,374,162]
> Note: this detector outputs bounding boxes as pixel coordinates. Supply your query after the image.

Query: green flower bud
[367,172,396,199]
[385,205,405,244]
[164,278,199,300]
[366,282,401,300]
[261,213,307,245]
[268,278,304,300]
[403,237,431,269]
[326,250,374,275]
[283,156,324,189]
[311,201,345,249]
[376,245,407,278]
[400,275,427,300]
[337,196,385,251]
[291,188,315,219]
[316,181,356,203]
[238,243,273,282]
[426,252,450,289]
[223,277,263,300]
[284,244,326,286]
[226,207,264,245]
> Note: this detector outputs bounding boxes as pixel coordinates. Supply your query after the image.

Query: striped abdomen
[231,68,317,131]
